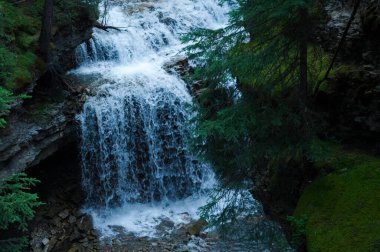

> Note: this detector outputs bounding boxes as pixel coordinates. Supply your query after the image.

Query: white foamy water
[73,0,230,237]
[91,196,209,237]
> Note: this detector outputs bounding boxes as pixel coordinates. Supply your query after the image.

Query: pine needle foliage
[0,87,15,128]
[184,0,324,226]
[183,0,322,92]
[0,88,30,128]
[0,173,42,252]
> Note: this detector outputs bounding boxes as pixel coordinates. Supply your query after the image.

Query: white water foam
[91,196,210,237]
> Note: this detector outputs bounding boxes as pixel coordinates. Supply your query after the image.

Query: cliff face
[0,13,94,178]
[316,0,380,150]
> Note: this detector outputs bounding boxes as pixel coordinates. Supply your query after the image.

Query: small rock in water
[179,212,192,222]
[156,218,175,232]
[188,219,207,236]
[41,238,49,246]
[74,209,85,218]
[112,238,122,246]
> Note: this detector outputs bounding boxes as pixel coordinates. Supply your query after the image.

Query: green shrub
[0,173,42,252]
[0,87,15,128]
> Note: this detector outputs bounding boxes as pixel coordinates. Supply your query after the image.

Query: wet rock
[88,234,97,241]
[52,216,62,227]
[70,229,81,242]
[74,209,85,218]
[179,212,192,222]
[188,219,207,236]
[46,205,60,219]
[79,237,88,243]
[173,225,188,237]
[68,215,77,224]
[41,238,50,246]
[156,218,175,233]
[109,225,127,234]
[163,56,189,76]
[50,228,58,235]
[58,209,70,219]
[157,12,177,27]
[112,238,122,246]
[48,237,57,249]
[67,244,83,252]
[77,215,93,232]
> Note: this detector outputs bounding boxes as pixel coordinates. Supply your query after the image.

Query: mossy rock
[294,145,380,252]
[0,0,99,92]
[188,219,207,236]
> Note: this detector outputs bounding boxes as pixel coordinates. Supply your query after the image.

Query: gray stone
[49,237,57,249]
[58,209,70,219]
[156,218,175,233]
[68,215,77,224]
[41,238,50,246]
[0,99,79,179]
[52,217,62,227]
[77,215,93,232]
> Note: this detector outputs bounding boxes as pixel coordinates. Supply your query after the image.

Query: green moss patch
[0,0,43,90]
[0,0,99,91]
[295,145,380,252]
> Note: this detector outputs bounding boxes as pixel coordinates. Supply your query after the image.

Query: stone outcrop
[0,12,95,177]
[0,80,88,179]
[0,100,72,177]
[316,0,380,150]
[0,89,85,177]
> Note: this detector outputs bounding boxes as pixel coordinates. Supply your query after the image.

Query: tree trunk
[300,41,308,98]
[299,8,308,99]
[39,0,54,62]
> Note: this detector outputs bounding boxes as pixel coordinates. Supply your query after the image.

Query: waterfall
[72,0,229,236]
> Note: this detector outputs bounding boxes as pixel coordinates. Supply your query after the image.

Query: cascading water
[73,0,229,236]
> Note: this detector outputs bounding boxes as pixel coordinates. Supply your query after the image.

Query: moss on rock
[294,144,380,252]
[0,0,99,91]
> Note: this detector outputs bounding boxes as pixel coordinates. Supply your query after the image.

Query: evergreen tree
[0,173,42,252]
[0,87,15,128]
[184,0,326,225]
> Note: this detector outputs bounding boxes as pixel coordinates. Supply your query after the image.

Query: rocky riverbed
[26,146,289,252]
[29,202,285,252]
